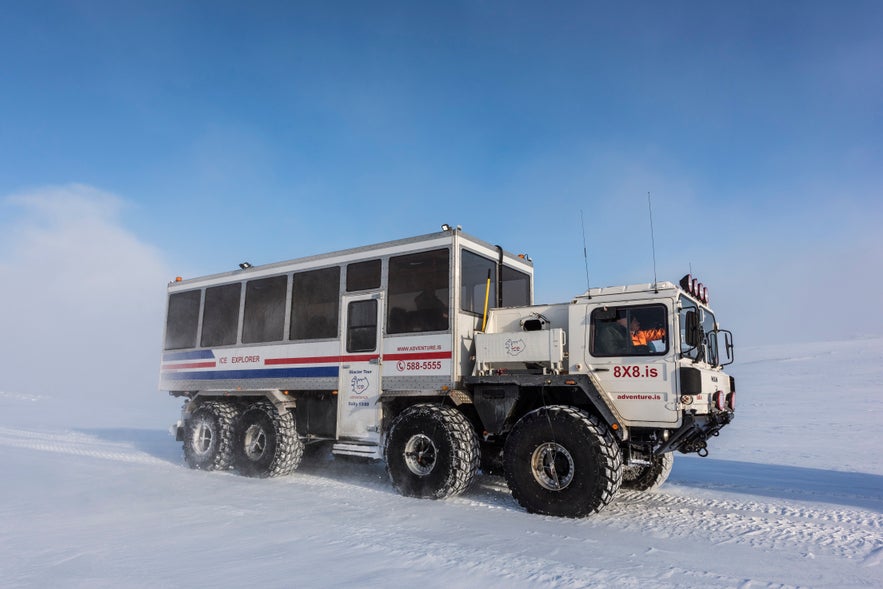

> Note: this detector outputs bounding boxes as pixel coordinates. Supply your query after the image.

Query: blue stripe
[163,350,216,361]
[163,366,339,381]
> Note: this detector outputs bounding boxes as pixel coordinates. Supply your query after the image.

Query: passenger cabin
[160,229,533,446]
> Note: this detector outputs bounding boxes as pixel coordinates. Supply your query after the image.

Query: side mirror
[718,330,735,366]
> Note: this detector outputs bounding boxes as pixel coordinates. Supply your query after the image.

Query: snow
[1,339,882,588]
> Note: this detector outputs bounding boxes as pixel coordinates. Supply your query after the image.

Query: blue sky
[1,0,882,364]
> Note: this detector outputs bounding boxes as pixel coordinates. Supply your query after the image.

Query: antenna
[648,191,658,293]
[580,210,592,298]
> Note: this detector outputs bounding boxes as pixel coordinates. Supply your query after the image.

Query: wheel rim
[531,442,575,491]
[192,420,213,456]
[243,424,268,461]
[404,434,437,476]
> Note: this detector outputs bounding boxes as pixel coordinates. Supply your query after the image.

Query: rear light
[726,391,735,411]
[713,391,726,411]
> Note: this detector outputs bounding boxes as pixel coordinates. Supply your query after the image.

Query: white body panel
[475,329,566,373]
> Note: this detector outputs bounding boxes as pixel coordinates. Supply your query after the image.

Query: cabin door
[336,293,383,442]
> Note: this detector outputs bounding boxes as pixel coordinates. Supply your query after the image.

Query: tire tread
[385,403,480,499]
[183,400,238,471]
[242,400,303,478]
[504,405,622,517]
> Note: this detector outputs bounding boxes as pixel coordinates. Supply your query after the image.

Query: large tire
[622,452,674,492]
[183,400,238,471]
[233,400,303,478]
[384,404,480,499]
[503,406,622,518]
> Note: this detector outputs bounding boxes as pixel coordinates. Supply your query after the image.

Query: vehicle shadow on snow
[79,427,183,465]
[671,456,883,511]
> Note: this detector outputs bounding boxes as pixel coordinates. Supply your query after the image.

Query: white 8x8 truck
[161,228,735,517]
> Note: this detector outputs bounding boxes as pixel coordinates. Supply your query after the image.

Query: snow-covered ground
[1,338,881,588]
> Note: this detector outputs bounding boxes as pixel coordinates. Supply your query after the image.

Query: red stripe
[162,361,217,371]
[384,351,452,361]
[265,354,379,366]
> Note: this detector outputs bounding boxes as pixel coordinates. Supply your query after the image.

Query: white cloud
[0,185,176,426]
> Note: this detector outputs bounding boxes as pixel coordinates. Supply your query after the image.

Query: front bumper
[656,411,734,456]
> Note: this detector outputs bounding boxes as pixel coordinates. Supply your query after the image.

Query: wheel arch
[184,389,297,417]
[464,375,625,441]
[380,391,481,437]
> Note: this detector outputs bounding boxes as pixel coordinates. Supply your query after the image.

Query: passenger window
[242,275,287,343]
[591,304,668,357]
[290,267,340,340]
[461,250,496,314]
[201,283,242,347]
[346,259,381,292]
[347,299,378,353]
[387,249,450,334]
[501,265,530,307]
[164,290,201,350]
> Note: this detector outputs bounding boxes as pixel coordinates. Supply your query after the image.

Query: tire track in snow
[295,518,749,589]
[643,490,883,527]
[0,426,171,466]
[601,489,883,561]
[237,467,878,587]
[9,423,875,581]
[257,463,883,566]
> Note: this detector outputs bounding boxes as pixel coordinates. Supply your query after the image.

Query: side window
[290,267,340,340]
[591,304,668,357]
[501,265,530,307]
[387,249,450,334]
[242,275,287,344]
[201,283,242,347]
[460,250,496,314]
[164,290,201,350]
[347,299,378,353]
[346,259,381,292]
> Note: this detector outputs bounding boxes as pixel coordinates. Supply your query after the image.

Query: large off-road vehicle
[161,228,734,517]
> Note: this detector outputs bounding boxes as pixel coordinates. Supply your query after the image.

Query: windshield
[678,295,719,366]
